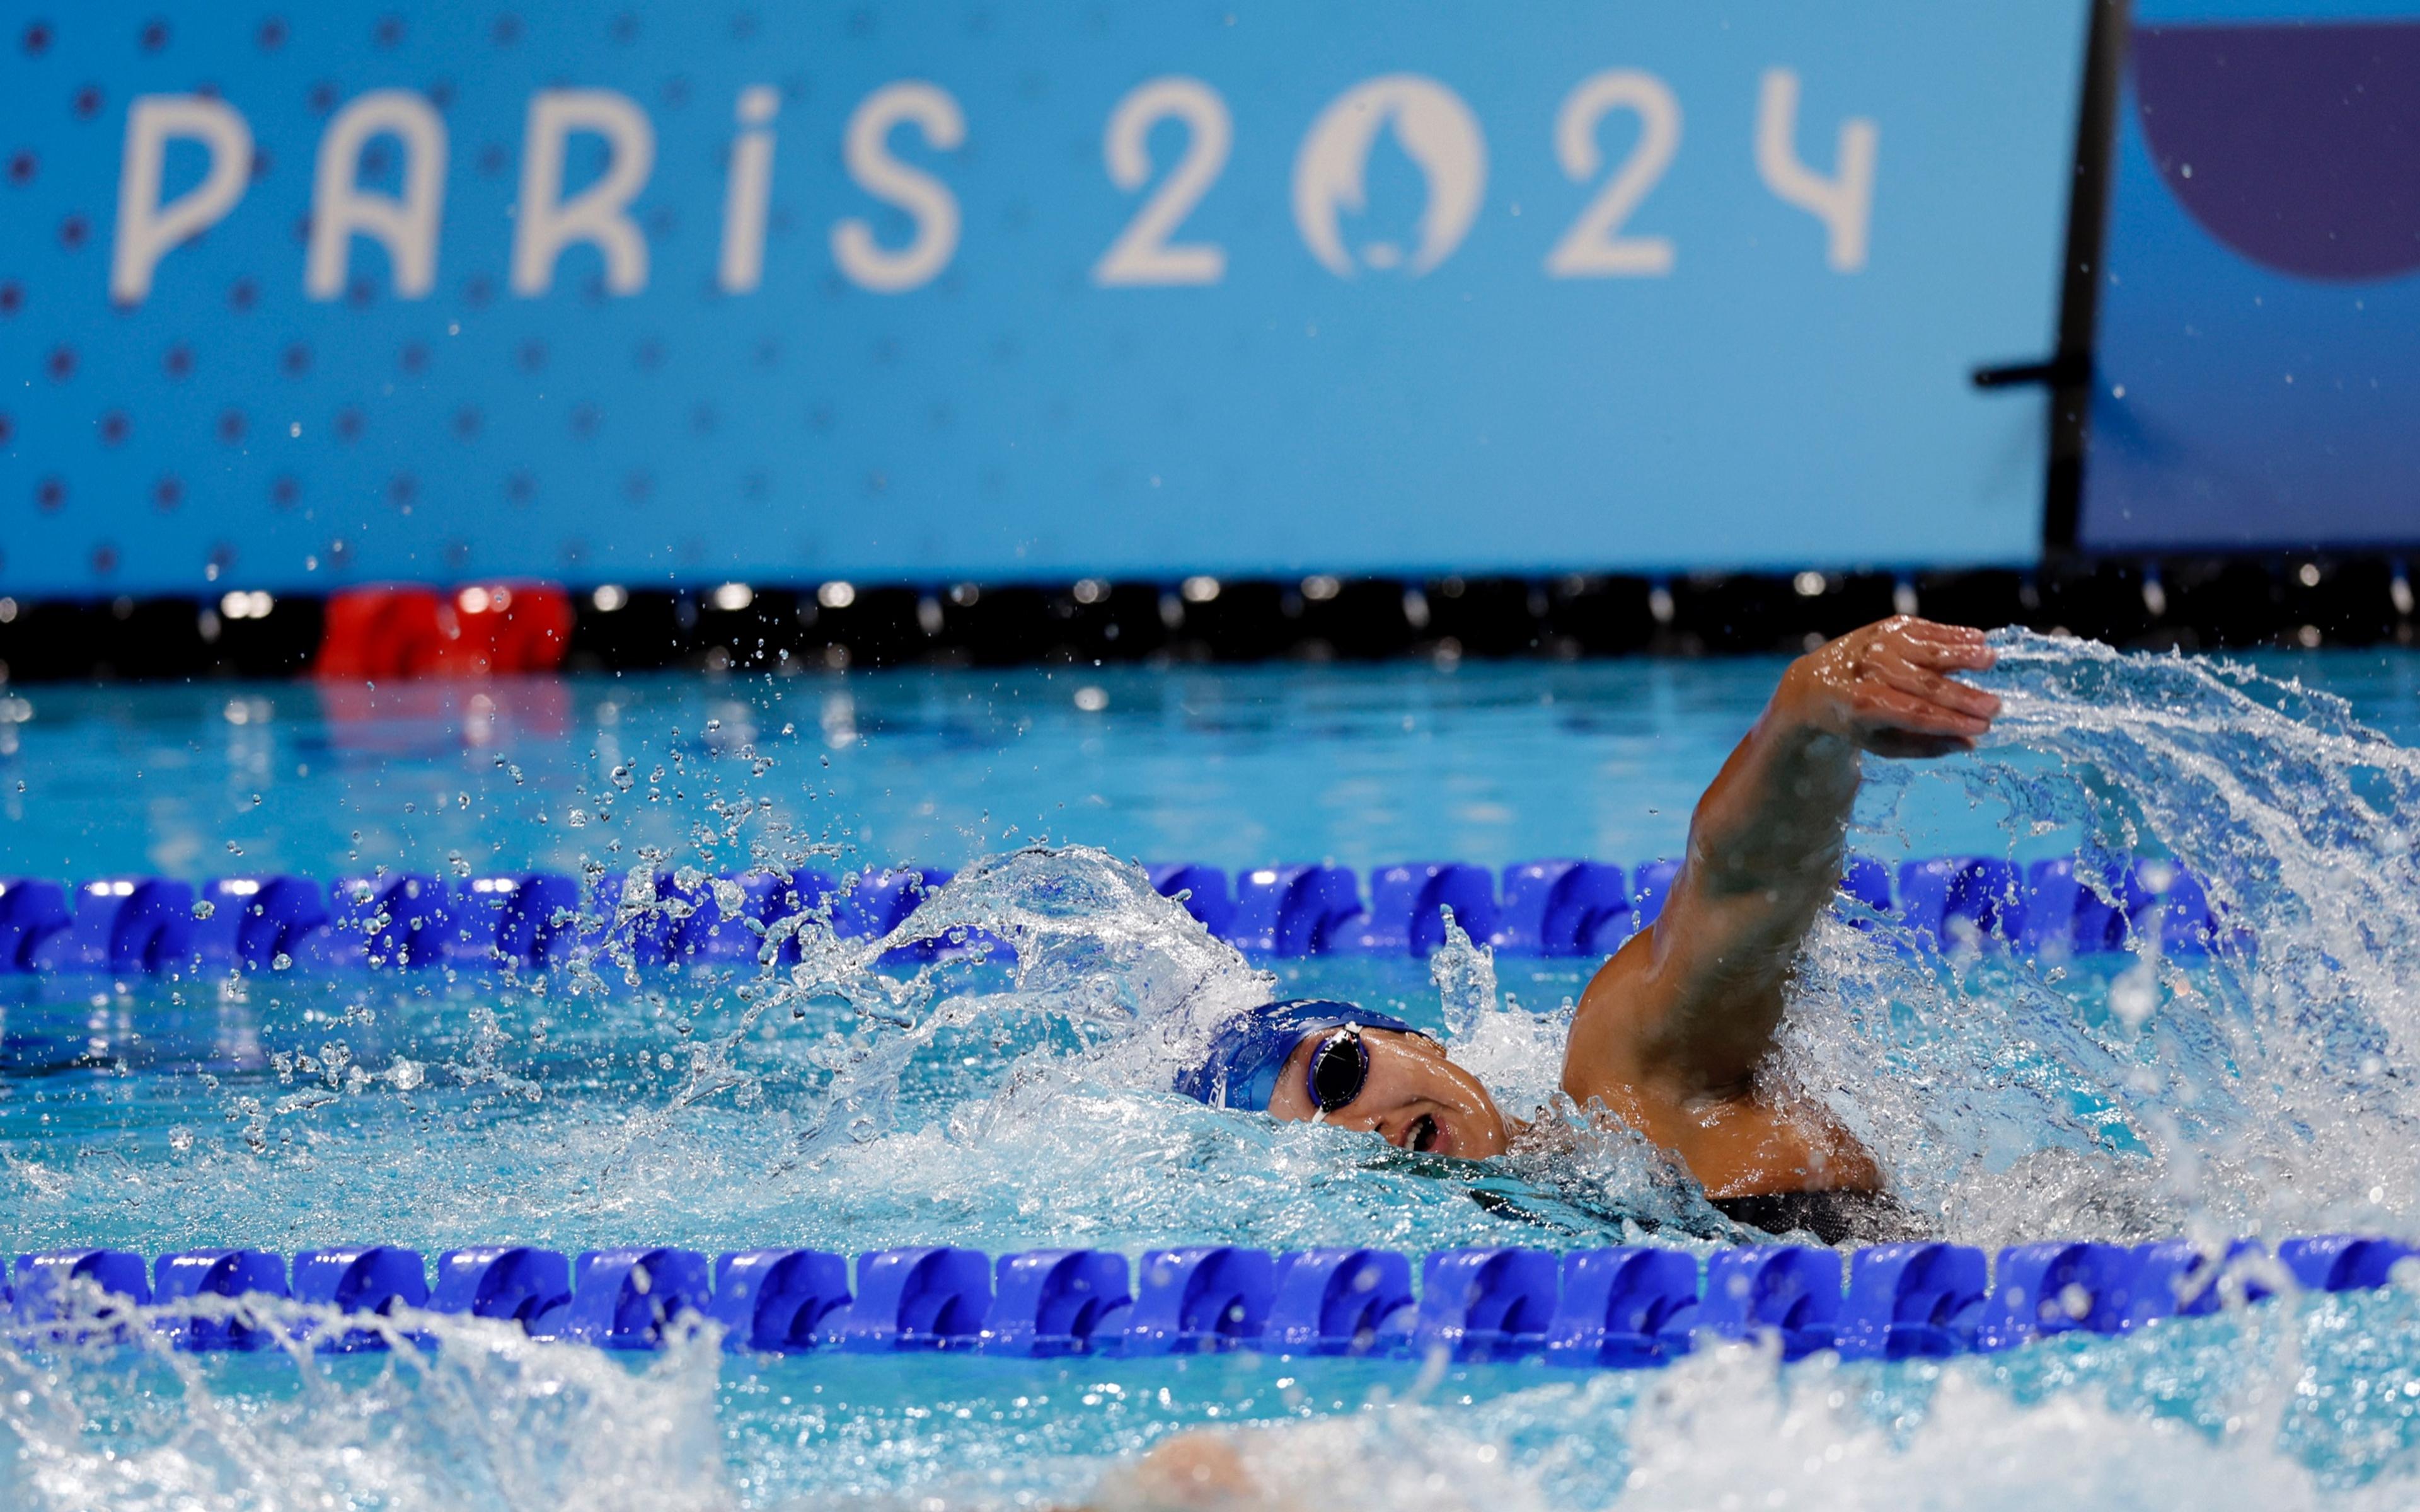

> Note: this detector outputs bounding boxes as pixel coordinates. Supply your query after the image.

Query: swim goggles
[1306,1024,1373,1113]
[1170,1000,1414,1112]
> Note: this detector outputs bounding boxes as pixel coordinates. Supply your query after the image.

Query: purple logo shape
[2133,21,2420,281]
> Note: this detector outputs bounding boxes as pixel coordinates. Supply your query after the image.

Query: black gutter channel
[0,556,2411,684]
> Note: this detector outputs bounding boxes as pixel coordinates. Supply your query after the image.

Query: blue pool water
[5,634,2420,1506]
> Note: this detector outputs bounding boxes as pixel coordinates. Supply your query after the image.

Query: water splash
[615,845,1283,1169]
[1431,908,1501,1040]
[1775,631,2420,1246]
[0,1298,732,1511]
[569,633,2420,1251]
[13,637,2420,1507]
[1057,1289,2420,1512]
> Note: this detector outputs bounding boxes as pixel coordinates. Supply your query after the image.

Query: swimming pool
[5,633,2420,1507]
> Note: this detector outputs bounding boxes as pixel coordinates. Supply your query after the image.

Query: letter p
[111,94,255,306]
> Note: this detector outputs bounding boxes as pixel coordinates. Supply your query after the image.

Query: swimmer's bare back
[1560,617,2001,1201]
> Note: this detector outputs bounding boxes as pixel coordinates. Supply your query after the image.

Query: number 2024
[1090,69,1878,288]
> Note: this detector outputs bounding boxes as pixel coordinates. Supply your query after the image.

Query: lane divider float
[4,1233,2395,1360]
[0,854,2238,977]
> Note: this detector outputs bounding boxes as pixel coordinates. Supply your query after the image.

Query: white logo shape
[1293,74,1487,278]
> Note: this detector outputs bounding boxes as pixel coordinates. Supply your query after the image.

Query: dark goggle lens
[1308,1031,1369,1113]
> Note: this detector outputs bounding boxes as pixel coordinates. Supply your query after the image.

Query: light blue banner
[0,2,2086,594]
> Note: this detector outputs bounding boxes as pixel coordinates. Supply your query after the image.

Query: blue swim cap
[1173,999,1417,1111]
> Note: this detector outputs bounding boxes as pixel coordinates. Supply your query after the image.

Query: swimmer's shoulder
[1559,929,1659,1109]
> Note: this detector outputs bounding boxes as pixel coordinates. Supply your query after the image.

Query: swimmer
[1173,616,2000,1242]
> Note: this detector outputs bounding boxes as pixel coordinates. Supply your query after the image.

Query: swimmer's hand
[1782,616,1999,759]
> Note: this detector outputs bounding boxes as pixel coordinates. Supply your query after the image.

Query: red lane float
[316,583,572,679]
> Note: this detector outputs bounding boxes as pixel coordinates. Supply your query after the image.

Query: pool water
[6,634,2420,1508]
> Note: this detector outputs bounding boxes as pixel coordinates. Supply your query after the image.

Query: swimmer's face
[1264,1028,1509,1158]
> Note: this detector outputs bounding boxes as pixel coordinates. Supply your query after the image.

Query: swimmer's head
[1173,999,1509,1158]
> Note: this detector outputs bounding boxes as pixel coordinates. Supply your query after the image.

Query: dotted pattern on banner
[0,4,1138,593]
[0,3,2083,595]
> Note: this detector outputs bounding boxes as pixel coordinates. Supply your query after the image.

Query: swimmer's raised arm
[1562,617,1998,1196]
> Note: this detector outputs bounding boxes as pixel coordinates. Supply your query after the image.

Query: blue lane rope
[0,855,2235,975]
[6,1234,2400,1360]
